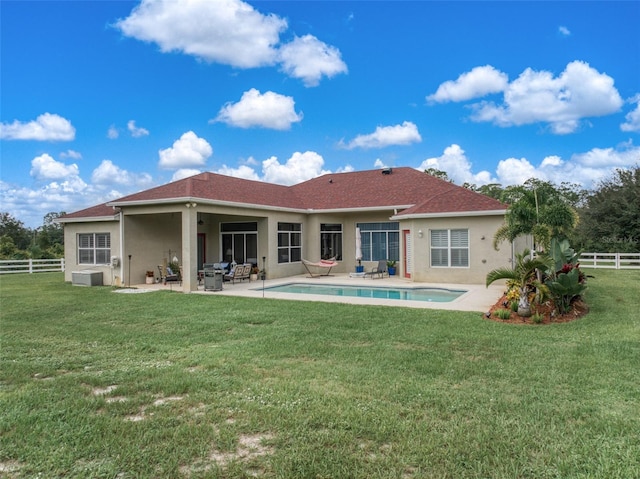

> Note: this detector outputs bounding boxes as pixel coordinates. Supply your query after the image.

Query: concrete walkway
[131,273,504,313]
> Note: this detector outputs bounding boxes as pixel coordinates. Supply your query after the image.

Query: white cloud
[127,120,149,137]
[374,159,388,169]
[571,143,640,168]
[262,151,330,185]
[559,26,571,36]
[493,142,640,187]
[171,168,204,182]
[341,121,422,150]
[0,113,75,141]
[495,157,540,185]
[60,149,82,160]
[278,34,348,87]
[115,0,286,68]
[215,164,261,181]
[30,153,80,181]
[107,125,119,139]
[418,144,496,185]
[213,89,302,130]
[91,159,153,187]
[427,65,508,103]
[214,151,330,185]
[470,61,624,134]
[115,0,346,86]
[158,131,213,169]
[621,95,640,132]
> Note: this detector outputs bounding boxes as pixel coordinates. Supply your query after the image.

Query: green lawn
[1,270,639,478]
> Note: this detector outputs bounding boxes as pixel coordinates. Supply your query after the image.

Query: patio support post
[182,203,198,292]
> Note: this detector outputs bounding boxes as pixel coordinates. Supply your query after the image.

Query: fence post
[29,259,33,274]
[61,258,65,272]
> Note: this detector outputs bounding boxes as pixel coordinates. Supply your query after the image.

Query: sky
[1,1,639,228]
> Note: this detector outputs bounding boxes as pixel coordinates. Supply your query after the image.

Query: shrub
[546,267,587,314]
[531,312,544,324]
[510,300,519,312]
[495,309,512,320]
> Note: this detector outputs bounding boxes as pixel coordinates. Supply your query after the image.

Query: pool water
[259,283,466,302]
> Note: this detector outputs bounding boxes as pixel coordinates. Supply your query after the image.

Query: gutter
[390,209,507,220]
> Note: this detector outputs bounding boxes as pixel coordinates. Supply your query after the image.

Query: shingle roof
[58,202,118,221]
[110,171,301,209]
[60,167,506,221]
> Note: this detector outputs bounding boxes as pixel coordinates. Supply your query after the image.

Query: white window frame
[430,229,469,268]
[78,233,111,265]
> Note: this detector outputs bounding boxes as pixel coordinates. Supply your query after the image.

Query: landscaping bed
[485,293,589,324]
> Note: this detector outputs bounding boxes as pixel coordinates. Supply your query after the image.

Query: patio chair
[364,259,388,279]
[224,263,251,284]
[158,264,182,285]
[302,257,337,278]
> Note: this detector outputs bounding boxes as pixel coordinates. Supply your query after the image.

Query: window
[430,229,469,267]
[320,223,342,260]
[78,233,111,265]
[221,222,257,265]
[278,222,302,264]
[357,222,399,261]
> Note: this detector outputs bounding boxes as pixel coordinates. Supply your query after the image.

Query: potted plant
[250,266,259,281]
[386,260,397,276]
[145,270,155,284]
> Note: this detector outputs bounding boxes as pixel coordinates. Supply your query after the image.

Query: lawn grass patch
[1,270,639,478]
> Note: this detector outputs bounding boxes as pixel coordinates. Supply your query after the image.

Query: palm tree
[493,179,578,251]
[486,249,554,317]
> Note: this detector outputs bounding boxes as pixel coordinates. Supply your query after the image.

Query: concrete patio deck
[129,273,504,313]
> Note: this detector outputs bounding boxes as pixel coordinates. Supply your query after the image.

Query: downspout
[118,210,124,286]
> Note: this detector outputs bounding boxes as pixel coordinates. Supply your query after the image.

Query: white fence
[0,258,65,274]
[579,253,640,270]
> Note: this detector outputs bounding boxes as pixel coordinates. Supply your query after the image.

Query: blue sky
[1,1,639,227]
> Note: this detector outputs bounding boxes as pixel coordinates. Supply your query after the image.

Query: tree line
[0,212,65,260]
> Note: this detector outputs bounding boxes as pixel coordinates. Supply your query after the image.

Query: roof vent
[381,167,392,175]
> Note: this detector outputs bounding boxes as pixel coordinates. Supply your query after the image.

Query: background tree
[573,167,640,253]
[424,168,452,182]
[0,213,31,251]
[0,211,65,259]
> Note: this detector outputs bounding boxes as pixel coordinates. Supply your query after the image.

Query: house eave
[108,197,308,214]
[390,209,507,220]
[55,215,120,224]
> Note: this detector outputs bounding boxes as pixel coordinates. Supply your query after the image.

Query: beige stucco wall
[63,202,511,288]
[62,219,121,286]
[406,215,511,284]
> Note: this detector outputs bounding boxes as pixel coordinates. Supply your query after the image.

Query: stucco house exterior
[58,167,513,291]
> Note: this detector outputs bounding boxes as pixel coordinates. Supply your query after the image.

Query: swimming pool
[258,283,467,302]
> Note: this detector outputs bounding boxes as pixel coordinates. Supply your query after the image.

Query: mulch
[484,294,589,325]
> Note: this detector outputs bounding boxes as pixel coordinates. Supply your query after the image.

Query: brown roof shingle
[61,167,506,221]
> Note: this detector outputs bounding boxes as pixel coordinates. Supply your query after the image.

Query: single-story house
[58,166,517,291]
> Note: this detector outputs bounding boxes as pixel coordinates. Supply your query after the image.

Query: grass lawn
[1,270,639,478]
